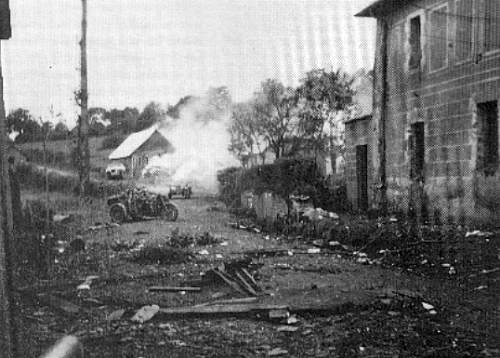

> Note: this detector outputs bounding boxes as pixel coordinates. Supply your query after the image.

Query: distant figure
[8,156,23,233]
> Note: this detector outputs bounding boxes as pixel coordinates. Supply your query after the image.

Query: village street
[16,196,499,358]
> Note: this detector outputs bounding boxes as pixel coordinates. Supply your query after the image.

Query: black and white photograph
[0,0,498,357]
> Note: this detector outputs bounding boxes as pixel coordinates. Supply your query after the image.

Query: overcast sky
[1,0,376,125]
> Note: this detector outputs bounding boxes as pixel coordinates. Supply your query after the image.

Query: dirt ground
[14,196,500,357]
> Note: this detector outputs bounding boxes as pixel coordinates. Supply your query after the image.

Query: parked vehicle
[107,188,178,223]
[105,162,126,180]
[168,184,192,199]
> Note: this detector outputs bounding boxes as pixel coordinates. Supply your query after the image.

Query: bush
[100,134,125,150]
[217,159,340,212]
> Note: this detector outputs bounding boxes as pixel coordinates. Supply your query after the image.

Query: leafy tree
[7,108,42,143]
[136,101,165,130]
[122,107,140,133]
[52,121,70,140]
[252,79,300,159]
[228,102,267,167]
[295,69,354,166]
[88,107,108,136]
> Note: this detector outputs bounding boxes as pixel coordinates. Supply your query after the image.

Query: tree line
[6,85,232,144]
[228,69,358,168]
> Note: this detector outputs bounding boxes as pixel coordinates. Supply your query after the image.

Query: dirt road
[18,196,499,358]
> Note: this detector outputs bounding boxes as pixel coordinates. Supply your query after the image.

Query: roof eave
[355,0,412,18]
[355,0,384,17]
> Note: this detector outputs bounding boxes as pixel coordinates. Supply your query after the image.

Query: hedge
[217,158,345,212]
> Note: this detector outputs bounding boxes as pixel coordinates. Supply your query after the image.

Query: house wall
[345,118,375,210]
[128,132,174,178]
[374,0,500,223]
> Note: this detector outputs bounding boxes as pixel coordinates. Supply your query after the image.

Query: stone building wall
[375,0,500,223]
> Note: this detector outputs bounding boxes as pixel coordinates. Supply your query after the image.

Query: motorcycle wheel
[110,204,127,223]
[160,203,178,222]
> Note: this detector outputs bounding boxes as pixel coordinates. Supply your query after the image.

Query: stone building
[347,0,499,223]
[108,126,174,178]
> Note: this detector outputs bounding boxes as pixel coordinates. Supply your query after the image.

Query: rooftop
[109,125,165,160]
[356,0,413,17]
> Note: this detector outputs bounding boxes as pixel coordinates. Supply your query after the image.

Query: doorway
[356,145,368,211]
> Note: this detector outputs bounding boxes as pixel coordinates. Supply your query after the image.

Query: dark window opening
[409,16,422,69]
[455,0,473,62]
[410,122,425,182]
[430,7,448,70]
[485,0,500,52]
[478,101,498,176]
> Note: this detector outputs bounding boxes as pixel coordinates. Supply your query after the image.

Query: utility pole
[0,0,16,355]
[77,0,89,196]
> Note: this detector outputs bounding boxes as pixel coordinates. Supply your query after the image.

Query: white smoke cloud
[145,99,239,193]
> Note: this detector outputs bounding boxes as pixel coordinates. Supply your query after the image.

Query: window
[429,6,448,70]
[410,122,425,182]
[409,16,422,69]
[477,101,498,176]
[484,0,500,52]
[455,0,474,61]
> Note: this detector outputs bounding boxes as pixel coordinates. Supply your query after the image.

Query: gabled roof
[356,0,413,18]
[109,125,166,160]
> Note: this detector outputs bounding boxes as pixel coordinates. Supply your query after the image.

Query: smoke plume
[145,97,238,194]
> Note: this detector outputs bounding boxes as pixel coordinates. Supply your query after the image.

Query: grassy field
[18,136,114,173]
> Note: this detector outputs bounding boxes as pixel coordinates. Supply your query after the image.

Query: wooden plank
[159,304,288,316]
[209,269,247,295]
[195,297,258,307]
[234,271,258,296]
[240,268,260,290]
[148,286,201,292]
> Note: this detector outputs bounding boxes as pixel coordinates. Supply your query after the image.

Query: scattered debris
[267,347,288,356]
[53,214,74,224]
[169,230,221,248]
[131,246,191,265]
[422,302,435,311]
[131,305,160,323]
[198,249,210,255]
[307,248,321,254]
[277,325,298,332]
[107,309,125,321]
[465,230,493,238]
[88,222,120,232]
[76,275,99,291]
[269,309,289,320]
[203,259,261,296]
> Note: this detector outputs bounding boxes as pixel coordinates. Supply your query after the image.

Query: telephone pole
[0,1,16,355]
[77,0,90,196]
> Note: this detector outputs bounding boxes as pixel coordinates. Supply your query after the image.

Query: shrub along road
[16,196,499,357]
